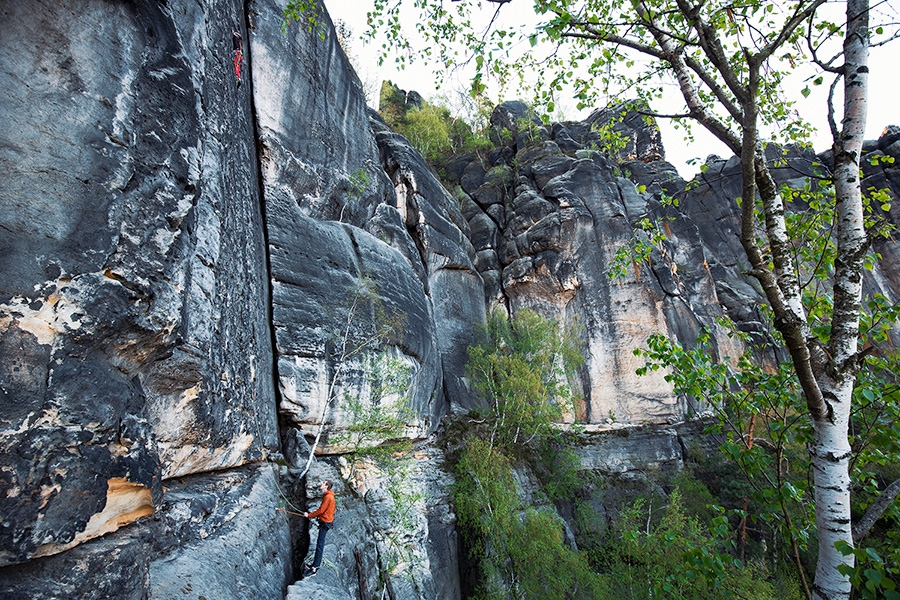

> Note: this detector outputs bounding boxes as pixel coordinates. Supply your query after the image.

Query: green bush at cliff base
[452,309,602,599]
[452,436,606,600]
[466,308,583,452]
[594,487,791,600]
[453,310,792,599]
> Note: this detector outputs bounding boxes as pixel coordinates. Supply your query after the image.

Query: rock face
[371,119,486,413]
[0,465,290,600]
[449,107,744,425]
[0,0,284,595]
[450,103,900,426]
[249,0,482,441]
[2,0,899,598]
[1,0,471,597]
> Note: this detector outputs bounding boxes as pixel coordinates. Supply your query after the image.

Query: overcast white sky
[322,0,898,178]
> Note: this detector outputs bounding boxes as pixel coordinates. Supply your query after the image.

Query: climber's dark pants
[312,520,333,568]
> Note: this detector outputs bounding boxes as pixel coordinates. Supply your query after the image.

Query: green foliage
[597,488,786,600]
[635,330,816,577]
[450,310,604,598]
[378,81,494,167]
[281,0,326,37]
[607,194,679,282]
[334,350,415,455]
[836,542,900,600]
[346,168,370,201]
[528,435,585,502]
[378,80,408,126]
[589,112,630,156]
[452,436,605,600]
[452,436,518,542]
[401,105,454,162]
[634,316,900,594]
[466,308,584,450]
[514,115,543,146]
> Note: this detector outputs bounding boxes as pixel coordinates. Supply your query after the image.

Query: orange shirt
[307,490,335,523]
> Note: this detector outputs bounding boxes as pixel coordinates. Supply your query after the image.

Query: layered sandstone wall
[2,1,898,598]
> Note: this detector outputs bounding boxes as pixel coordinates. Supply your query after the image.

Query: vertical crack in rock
[241,0,284,446]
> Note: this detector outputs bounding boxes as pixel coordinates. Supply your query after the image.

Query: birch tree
[347,0,899,597]
[297,277,405,478]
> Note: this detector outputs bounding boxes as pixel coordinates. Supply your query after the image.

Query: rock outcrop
[0,1,283,594]
[450,102,900,426]
[2,0,898,598]
[450,103,744,424]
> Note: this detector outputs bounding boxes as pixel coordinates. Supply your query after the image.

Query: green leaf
[865,569,884,586]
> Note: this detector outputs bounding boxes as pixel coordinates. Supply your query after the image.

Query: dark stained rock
[444,153,479,187]
[0,0,280,587]
[266,205,443,436]
[490,100,541,141]
[459,160,488,194]
[597,102,665,161]
[0,466,290,600]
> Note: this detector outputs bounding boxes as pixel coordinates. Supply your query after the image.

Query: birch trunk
[810,384,855,600]
[811,0,869,596]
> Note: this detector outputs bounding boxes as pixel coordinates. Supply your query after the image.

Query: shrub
[453,435,604,600]
[466,309,583,451]
[597,488,789,600]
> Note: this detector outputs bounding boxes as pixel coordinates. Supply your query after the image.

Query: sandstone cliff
[1,0,898,599]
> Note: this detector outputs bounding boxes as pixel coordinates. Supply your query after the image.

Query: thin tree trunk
[811,0,869,597]
[810,412,854,599]
[853,477,900,543]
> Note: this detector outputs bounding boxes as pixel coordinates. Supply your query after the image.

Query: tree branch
[682,54,745,124]
[636,109,692,119]
[852,477,900,543]
[758,0,829,63]
[672,0,751,105]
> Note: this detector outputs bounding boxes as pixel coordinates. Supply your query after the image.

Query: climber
[232,31,244,85]
[301,480,336,577]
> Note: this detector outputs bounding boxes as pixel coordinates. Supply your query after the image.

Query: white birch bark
[810,392,854,600]
[811,0,869,596]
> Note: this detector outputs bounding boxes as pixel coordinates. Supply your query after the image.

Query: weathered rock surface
[3,0,899,597]
[447,105,743,425]
[0,465,290,600]
[249,0,478,443]
[372,120,487,413]
[0,0,282,592]
[285,450,459,600]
